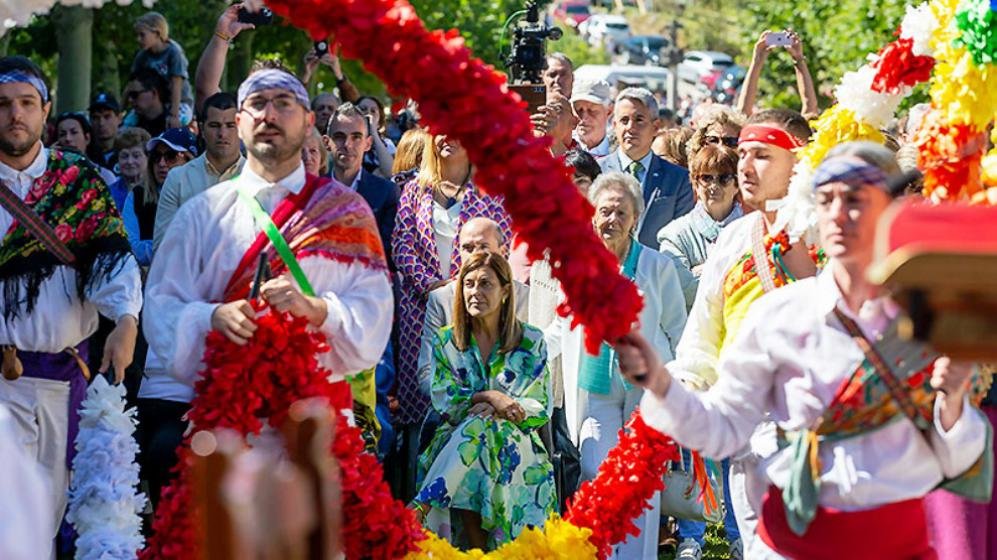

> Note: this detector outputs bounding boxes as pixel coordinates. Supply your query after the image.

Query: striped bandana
[812,156,888,192]
[237,69,310,109]
[0,70,49,103]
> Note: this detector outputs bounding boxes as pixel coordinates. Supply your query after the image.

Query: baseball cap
[147,128,199,157]
[570,79,613,106]
[88,91,120,113]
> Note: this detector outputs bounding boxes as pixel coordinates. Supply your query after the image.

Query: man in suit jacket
[600,87,694,247]
[327,102,400,257]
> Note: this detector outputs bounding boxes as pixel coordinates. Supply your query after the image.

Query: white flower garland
[1,0,156,34]
[67,376,147,560]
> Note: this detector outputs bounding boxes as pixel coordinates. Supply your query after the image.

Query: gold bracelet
[214,30,232,43]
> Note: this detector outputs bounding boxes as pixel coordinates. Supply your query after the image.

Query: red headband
[738,124,806,151]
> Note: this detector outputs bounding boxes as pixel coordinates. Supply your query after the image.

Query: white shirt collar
[237,161,306,197]
[816,265,900,330]
[573,131,611,157]
[349,168,363,191]
[617,148,654,176]
[0,145,47,196]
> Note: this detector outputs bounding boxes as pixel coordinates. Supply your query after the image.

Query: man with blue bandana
[140,66,393,510]
[615,141,990,559]
[0,55,142,549]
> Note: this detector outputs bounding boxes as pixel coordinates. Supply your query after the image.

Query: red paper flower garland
[262,0,643,353]
[142,309,426,560]
[871,36,936,93]
[564,411,679,558]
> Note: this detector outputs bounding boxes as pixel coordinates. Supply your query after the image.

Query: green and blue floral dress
[414,323,556,548]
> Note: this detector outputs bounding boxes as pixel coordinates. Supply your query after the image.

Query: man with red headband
[665,108,818,556]
[617,142,989,559]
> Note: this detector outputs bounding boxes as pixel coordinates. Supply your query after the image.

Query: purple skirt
[20,342,89,467]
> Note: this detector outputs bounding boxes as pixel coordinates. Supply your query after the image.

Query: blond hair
[135,12,169,41]
[452,252,522,354]
[392,128,429,175]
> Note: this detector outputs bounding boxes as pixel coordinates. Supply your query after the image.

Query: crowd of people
[0,5,993,560]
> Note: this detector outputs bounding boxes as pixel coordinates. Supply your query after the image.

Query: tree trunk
[54,6,94,113]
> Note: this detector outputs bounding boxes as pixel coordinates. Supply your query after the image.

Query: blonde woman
[412,252,555,550]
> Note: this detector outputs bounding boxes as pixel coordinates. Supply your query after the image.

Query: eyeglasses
[240,95,300,117]
[704,135,739,148]
[694,173,737,185]
[151,150,182,164]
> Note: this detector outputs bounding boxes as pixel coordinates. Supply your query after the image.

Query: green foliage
[732,0,909,109]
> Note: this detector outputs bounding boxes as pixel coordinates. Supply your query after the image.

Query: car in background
[676,50,735,85]
[619,35,670,66]
[585,15,631,49]
[575,64,673,93]
[710,64,746,104]
[552,1,591,30]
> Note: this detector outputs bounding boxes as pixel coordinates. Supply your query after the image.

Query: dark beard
[0,132,41,158]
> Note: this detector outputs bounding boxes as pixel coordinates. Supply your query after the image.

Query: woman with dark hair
[412,252,555,551]
[356,95,396,177]
[564,148,601,194]
[54,112,117,186]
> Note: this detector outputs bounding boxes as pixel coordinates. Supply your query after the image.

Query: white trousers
[578,381,661,560]
[0,376,70,538]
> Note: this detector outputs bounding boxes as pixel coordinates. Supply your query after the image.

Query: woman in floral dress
[412,253,555,550]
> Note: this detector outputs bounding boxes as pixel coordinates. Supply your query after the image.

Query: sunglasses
[151,150,182,164]
[694,173,737,185]
[705,135,739,148]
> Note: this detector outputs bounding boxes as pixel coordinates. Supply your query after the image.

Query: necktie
[627,160,644,181]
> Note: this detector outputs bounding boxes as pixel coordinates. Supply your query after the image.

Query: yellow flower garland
[405,516,598,560]
[798,106,886,172]
[929,42,997,131]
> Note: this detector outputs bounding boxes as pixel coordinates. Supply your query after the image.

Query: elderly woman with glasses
[547,171,687,559]
[121,127,196,266]
[657,144,744,309]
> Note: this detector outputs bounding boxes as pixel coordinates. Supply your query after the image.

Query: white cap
[570,79,612,106]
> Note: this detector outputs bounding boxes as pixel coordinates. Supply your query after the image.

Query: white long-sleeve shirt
[0,147,142,352]
[140,163,393,402]
[640,268,988,511]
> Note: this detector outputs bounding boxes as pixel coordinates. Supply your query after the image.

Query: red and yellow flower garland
[142,309,678,559]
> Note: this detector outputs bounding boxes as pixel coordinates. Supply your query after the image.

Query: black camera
[505,1,562,85]
[314,40,329,57]
[237,5,274,26]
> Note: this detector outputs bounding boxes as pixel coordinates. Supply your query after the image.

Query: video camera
[505,1,562,85]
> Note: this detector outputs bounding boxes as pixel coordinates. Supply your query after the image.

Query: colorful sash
[223,174,387,302]
[223,174,387,452]
[0,149,130,320]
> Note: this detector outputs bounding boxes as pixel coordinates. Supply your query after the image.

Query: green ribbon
[782,430,821,536]
[236,185,315,297]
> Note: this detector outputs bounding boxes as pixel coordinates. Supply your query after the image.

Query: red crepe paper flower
[142,309,425,560]
[264,0,643,354]
[871,37,935,93]
[914,110,986,201]
[564,411,679,558]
